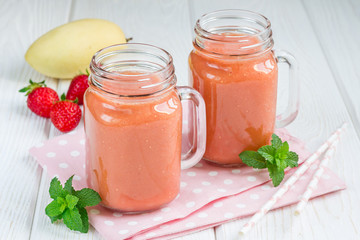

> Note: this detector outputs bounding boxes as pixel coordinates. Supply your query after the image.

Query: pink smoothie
[84,73,182,212]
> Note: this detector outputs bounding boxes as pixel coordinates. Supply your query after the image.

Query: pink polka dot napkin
[29,129,346,240]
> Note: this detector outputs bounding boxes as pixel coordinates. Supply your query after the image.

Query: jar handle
[176,86,206,169]
[274,50,300,128]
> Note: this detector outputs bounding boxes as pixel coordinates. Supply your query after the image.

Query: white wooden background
[1,0,360,239]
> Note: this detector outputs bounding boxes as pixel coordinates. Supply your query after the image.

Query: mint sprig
[45,175,101,233]
[239,134,299,187]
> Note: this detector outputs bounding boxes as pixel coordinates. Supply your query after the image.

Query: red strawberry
[50,94,82,133]
[66,71,89,105]
[19,79,59,118]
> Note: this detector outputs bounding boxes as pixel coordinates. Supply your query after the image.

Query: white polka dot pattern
[247,176,257,182]
[58,140,68,145]
[224,179,233,185]
[118,229,129,235]
[186,201,195,208]
[46,152,56,158]
[161,207,171,212]
[153,216,163,221]
[208,171,218,176]
[104,220,114,226]
[70,150,80,157]
[180,181,187,188]
[197,212,208,218]
[73,175,81,181]
[90,209,100,215]
[193,188,202,194]
[113,212,122,217]
[28,129,346,240]
[201,181,211,186]
[59,163,68,169]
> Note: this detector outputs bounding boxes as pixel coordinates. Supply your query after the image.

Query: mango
[25,19,126,79]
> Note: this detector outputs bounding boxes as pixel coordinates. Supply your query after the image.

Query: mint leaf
[239,151,266,169]
[64,175,75,194]
[74,188,102,207]
[49,214,62,223]
[66,194,79,210]
[284,151,299,167]
[258,145,276,163]
[78,207,89,233]
[267,163,285,187]
[46,175,101,233]
[271,134,282,149]
[277,158,287,170]
[45,200,64,217]
[56,197,67,213]
[276,141,289,160]
[49,177,63,199]
[63,208,83,232]
[239,133,299,187]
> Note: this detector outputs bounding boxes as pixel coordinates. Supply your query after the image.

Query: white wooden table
[1,0,360,239]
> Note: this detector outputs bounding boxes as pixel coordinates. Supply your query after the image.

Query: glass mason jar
[84,43,206,213]
[189,10,299,166]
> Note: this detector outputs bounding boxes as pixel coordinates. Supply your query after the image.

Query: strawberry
[19,79,59,118]
[66,71,89,105]
[50,94,82,133]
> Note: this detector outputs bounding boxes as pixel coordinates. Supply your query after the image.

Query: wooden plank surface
[0,0,359,239]
[0,0,71,239]
[189,0,360,239]
[302,0,360,138]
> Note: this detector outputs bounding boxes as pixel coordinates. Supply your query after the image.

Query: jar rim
[89,43,176,97]
[195,9,271,41]
[194,9,274,57]
[90,43,174,80]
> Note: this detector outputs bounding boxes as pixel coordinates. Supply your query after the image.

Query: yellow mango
[25,19,126,79]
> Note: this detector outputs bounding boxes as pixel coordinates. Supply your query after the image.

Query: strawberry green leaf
[19,86,30,93]
[63,208,83,232]
[284,151,299,168]
[19,79,47,96]
[271,134,282,149]
[60,93,66,101]
[49,177,63,199]
[78,207,89,233]
[66,194,79,210]
[45,200,64,217]
[258,145,276,163]
[74,188,102,208]
[239,151,266,169]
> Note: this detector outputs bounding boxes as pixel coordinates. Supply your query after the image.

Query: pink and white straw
[294,137,342,215]
[239,123,347,236]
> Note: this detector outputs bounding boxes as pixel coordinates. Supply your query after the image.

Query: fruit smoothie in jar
[189,10,298,166]
[84,44,206,213]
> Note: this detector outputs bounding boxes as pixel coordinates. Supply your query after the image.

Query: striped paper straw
[294,137,342,215]
[239,123,347,236]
